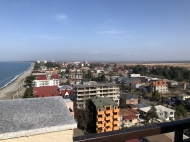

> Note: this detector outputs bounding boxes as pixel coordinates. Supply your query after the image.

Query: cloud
[55,14,67,20]
[96,30,126,34]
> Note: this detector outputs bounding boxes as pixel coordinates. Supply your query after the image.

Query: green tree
[152,91,161,101]
[146,105,159,123]
[23,87,35,98]
[175,105,187,119]
[25,75,36,86]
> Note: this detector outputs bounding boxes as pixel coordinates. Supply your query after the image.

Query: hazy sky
[0,0,190,61]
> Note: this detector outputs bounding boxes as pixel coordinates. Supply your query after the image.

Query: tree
[152,91,161,101]
[175,105,187,119]
[23,87,35,98]
[25,75,36,86]
[146,105,159,123]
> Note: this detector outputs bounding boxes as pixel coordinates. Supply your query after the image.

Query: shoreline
[0,63,34,100]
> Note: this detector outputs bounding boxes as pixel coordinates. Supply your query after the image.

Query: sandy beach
[0,63,34,100]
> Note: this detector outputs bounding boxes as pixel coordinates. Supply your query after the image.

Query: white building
[150,80,168,93]
[139,105,175,122]
[177,94,190,101]
[130,74,141,77]
[33,79,59,87]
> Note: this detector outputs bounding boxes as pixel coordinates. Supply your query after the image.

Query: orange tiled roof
[151,80,167,86]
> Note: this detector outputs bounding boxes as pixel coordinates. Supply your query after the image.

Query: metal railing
[73,118,190,142]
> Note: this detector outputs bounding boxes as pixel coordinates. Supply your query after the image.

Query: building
[150,80,168,93]
[130,74,141,77]
[68,69,83,79]
[33,86,60,97]
[139,105,175,122]
[131,82,144,89]
[86,97,119,133]
[33,79,59,87]
[119,108,140,128]
[177,94,190,101]
[72,83,120,109]
[120,94,138,106]
[0,97,77,142]
[63,99,74,117]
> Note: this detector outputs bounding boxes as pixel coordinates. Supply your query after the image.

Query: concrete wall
[0,130,73,142]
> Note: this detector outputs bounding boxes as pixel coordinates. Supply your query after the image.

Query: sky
[0,0,190,62]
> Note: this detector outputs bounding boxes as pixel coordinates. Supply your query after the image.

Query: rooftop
[0,97,77,140]
[33,86,60,97]
[120,94,138,100]
[139,105,175,113]
[73,83,119,88]
[91,96,118,110]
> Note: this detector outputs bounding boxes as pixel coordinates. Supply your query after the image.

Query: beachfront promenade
[0,63,34,100]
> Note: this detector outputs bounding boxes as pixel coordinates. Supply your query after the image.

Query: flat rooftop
[73,83,119,88]
[0,96,77,140]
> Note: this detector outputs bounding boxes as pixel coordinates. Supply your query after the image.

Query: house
[121,77,141,86]
[166,80,178,87]
[139,105,175,122]
[120,94,138,106]
[176,94,190,101]
[119,108,140,128]
[131,82,144,89]
[130,74,141,77]
[150,80,168,93]
[0,97,77,142]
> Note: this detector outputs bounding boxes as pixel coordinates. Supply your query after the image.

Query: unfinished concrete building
[72,83,120,109]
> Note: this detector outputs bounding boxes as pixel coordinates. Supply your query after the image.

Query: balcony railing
[73,118,190,142]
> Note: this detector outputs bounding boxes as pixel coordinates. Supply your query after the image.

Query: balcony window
[98,115,102,118]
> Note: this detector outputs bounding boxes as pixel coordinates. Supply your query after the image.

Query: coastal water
[0,62,32,89]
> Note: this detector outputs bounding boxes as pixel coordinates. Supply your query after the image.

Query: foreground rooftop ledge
[0,123,77,140]
[73,119,190,142]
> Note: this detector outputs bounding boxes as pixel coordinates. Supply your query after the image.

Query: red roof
[33,86,60,97]
[52,74,60,79]
[61,90,73,97]
[36,75,47,80]
[123,115,138,120]
[151,80,167,86]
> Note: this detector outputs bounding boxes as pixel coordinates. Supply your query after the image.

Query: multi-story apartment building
[68,69,83,79]
[86,97,119,133]
[72,83,120,109]
[33,79,59,87]
[150,80,168,93]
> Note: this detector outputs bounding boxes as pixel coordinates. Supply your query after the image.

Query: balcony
[113,126,119,131]
[97,111,104,115]
[113,109,119,113]
[105,110,112,114]
[113,115,119,119]
[105,122,112,127]
[97,117,104,121]
[113,121,119,125]
[73,118,190,142]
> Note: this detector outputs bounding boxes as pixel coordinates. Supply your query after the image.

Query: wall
[0,130,73,142]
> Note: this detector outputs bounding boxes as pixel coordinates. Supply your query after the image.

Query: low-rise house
[139,105,175,122]
[166,80,178,87]
[150,80,168,93]
[176,94,190,101]
[0,97,77,142]
[130,74,141,77]
[120,94,138,106]
[131,82,144,89]
[122,77,141,86]
[119,108,140,128]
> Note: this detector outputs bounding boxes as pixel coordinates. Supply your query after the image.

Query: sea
[0,62,32,89]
